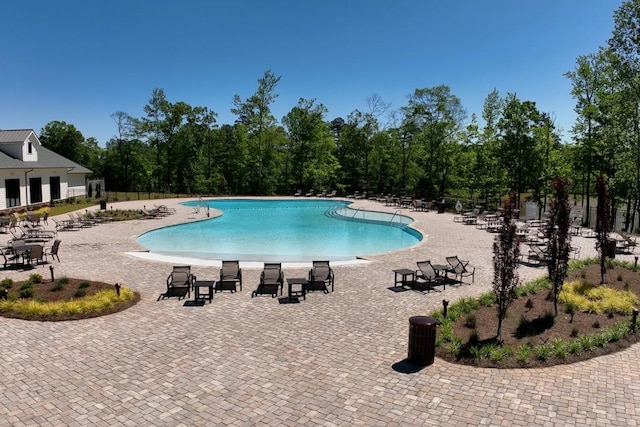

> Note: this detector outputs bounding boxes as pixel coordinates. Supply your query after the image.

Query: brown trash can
[408,316,437,366]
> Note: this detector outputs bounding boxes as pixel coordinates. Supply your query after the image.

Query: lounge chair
[293,189,303,197]
[316,190,327,197]
[446,255,475,284]
[414,260,443,292]
[307,260,334,293]
[66,213,87,228]
[218,260,242,292]
[526,245,549,266]
[304,189,315,197]
[161,265,193,300]
[141,209,163,219]
[44,239,61,262]
[252,263,283,297]
[326,190,337,198]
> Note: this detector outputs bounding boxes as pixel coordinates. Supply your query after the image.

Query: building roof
[0,129,91,174]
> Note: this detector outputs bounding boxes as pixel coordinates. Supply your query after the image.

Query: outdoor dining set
[1,212,61,269]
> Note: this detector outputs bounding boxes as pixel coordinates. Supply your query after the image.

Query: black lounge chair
[218,260,242,292]
[161,265,193,300]
[252,263,283,297]
[307,260,334,293]
[446,255,475,284]
[414,260,443,292]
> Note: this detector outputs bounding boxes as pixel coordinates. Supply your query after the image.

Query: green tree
[231,70,282,194]
[39,121,86,164]
[496,94,543,208]
[401,85,466,198]
[282,98,339,192]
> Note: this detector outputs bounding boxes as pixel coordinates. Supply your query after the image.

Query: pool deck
[1,197,639,426]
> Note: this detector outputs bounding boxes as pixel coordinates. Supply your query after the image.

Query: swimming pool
[136,199,422,262]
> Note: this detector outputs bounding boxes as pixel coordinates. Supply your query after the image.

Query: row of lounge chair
[293,189,337,198]
[407,256,475,292]
[141,204,177,219]
[161,261,335,300]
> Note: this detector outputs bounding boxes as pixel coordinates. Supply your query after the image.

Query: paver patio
[0,198,638,426]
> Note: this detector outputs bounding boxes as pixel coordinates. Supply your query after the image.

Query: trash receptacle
[436,201,445,214]
[606,239,617,258]
[408,316,437,366]
[100,200,107,210]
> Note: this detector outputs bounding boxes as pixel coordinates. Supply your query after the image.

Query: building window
[28,142,33,154]
[29,177,42,204]
[50,176,61,200]
[5,179,20,207]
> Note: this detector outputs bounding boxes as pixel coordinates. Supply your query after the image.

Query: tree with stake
[596,173,612,284]
[493,192,521,339]
[546,177,572,316]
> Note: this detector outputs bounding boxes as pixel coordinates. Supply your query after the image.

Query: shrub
[20,282,34,291]
[58,277,70,285]
[534,344,551,361]
[578,334,594,351]
[0,278,13,289]
[50,283,65,292]
[559,280,638,315]
[19,287,34,299]
[551,339,567,359]
[73,290,86,299]
[464,314,476,329]
[566,340,582,354]
[78,282,90,289]
[515,344,532,363]
[479,293,496,307]
[29,274,43,284]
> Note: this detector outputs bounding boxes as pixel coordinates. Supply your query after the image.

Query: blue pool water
[136,199,422,262]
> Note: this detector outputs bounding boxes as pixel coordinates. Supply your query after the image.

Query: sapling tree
[596,173,612,284]
[545,177,572,316]
[493,192,521,339]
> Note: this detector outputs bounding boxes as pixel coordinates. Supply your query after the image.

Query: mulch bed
[0,278,140,321]
[436,263,640,368]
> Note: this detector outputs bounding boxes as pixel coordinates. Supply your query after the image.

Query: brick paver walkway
[0,198,638,426]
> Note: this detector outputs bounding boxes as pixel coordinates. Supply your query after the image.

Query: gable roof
[0,129,91,174]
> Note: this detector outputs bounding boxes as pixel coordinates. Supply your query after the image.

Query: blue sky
[1,1,621,146]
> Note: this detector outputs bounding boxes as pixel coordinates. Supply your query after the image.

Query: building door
[5,179,20,207]
[29,177,42,204]
[50,176,61,201]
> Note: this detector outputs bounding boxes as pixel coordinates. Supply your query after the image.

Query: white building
[0,129,91,210]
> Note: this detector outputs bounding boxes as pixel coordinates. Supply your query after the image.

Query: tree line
[37,1,640,231]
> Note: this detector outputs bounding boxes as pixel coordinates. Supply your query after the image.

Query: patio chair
[446,255,475,284]
[27,245,45,266]
[526,245,550,266]
[414,260,443,292]
[218,260,242,292]
[44,239,61,262]
[161,265,193,300]
[307,260,334,293]
[1,248,18,268]
[252,263,284,297]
